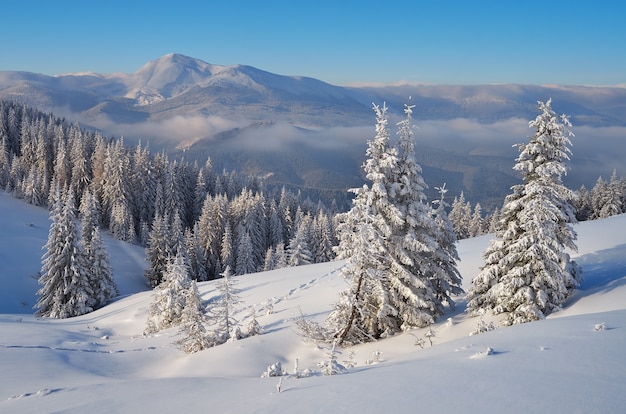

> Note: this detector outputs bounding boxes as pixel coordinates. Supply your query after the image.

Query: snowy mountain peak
[126,53,230,103]
[133,53,223,83]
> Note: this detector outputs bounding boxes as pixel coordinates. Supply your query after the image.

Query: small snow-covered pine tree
[273,242,288,269]
[208,265,242,342]
[449,192,472,239]
[175,280,214,353]
[262,247,275,271]
[220,221,235,273]
[247,314,263,336]
[145,250,191,333]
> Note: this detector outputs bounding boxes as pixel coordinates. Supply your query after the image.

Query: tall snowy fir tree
[185,224,208,282]
[467,99,582,325]
[311,211,335,263]
[384,103,461,328]
[35,188,93,318]
[287,214,313,267]
[80,187,117,308]
[145,213,173,287]
[220,221,235,274]
[329,191,390,344]
[102,139,135,243]
[83,225,118,310]
[430,183,464,308]
[235,224,255,276]
[327,103,462,344]
[328,103,397,344]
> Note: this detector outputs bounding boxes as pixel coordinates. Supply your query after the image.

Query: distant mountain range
[2,53,625,210]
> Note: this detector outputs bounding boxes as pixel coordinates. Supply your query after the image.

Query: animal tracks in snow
[8,387,68,400]
[0,343,157,354]
[248,266,343,318]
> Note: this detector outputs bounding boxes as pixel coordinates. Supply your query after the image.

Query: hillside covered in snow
[1,191,625,413]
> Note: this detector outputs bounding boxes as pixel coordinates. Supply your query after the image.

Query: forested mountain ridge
[0,101,338,290]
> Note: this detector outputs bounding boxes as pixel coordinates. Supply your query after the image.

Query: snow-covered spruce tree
[327,194,388,344]
[263,246,275,271]
[175,280,214,353]
[102,139,135,243]
[0,134,11,189]
[430,184,464,309]
[220,221,235,273]
[449,192,472,239]
[207,265,242,343]
[35,188,93,318]
[328,103,461,344]
[79,188,117,311]
[311,210,335,263]
[327,104,399,344]
[467,99,581,325]
[385,103,461,328]
[287,214,313,267]
[591,171,623,219]
[130,141,156,232]
[246,314,263,336]
[144,213,173,287]
[82,222,118,310]
[185,223,208,282]
[468,203,486,237]
[273,241,288,269]
[145,250,191,334]
[235,224,256,276]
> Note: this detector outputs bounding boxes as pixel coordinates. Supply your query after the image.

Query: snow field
[1,193,626,413]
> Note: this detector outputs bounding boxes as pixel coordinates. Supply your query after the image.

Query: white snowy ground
[1,190,625,413]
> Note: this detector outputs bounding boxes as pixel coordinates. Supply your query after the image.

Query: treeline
[448,171,626,240]
[0,101,337,285]
[573,171,626,221]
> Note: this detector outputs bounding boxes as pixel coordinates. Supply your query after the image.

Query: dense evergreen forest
[0,100,337,288]
[1,99,625,282]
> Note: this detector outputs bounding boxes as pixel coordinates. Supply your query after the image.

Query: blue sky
[2,1,625,86]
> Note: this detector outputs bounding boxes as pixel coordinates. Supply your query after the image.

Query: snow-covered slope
[0,191,148,314]
[1,191,625,413]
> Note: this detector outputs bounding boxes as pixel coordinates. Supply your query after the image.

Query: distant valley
[2,53,625,210]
